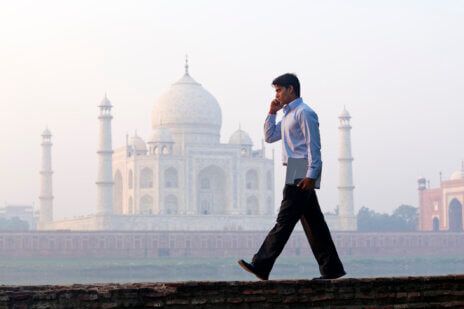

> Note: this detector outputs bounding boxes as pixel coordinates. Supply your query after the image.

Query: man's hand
[297,178,315,191]
[269,99,283,114]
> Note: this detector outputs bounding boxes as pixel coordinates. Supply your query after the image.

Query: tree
[392,204,418,231]
[357,205,418,232]
[0,217,29,231]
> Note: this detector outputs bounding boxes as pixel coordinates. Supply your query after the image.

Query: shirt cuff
[267,114,277,120]
[306,168,320,179]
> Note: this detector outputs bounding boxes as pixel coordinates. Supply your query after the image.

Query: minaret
[39,127,53,228]
[96,94,114,215]
[417,177,427,231]
[338,107,357,231]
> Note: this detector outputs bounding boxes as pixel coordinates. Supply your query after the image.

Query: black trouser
[252,184,345,276]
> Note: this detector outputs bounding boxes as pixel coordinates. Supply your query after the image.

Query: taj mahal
[37,60,357,231]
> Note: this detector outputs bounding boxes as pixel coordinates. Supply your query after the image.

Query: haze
[0,0,463,219]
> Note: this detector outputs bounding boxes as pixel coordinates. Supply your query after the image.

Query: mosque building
[38,60,357,231]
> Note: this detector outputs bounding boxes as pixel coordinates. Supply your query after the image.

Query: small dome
[450,161,464,180]
[451,169,464,181]
[339,107,351,118]
[149,127,174,143]
[229,129,253,146]
[42,127,51,136]
[130,134,147,151]
[450,170,464,180]
[99,93,112,107]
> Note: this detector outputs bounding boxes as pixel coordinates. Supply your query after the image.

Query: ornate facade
[112,63,274,217]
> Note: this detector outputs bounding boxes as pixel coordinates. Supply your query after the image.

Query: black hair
[272,73,300,97]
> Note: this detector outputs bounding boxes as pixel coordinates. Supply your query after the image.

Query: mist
[1,1,463,220]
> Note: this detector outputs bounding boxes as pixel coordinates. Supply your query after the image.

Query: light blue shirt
[264,97,322,188]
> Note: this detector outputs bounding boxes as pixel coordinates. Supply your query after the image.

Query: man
[238,73,346,280]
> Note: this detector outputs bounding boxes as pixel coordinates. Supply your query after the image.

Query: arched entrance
[449,199,463,232]
[165,195,178,214]
[113,170,123,214]
[140,195,153,215]
[197,165,228,214]
[432,217,440,232]
[246,196,259,215]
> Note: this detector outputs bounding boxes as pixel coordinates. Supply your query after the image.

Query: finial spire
[184,54,189,75]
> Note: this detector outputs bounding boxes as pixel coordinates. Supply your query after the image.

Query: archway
[266,196,274,215]
[128,170,133,189]
[113,170,123,214]
[266,170,273,190]
[140,168,153,188]
[140,195,153,215]
[197,165,228,214]
[246,196,259,215]
[128,197,133,214]
[165,195,178,214]
[432,217,440,232]
[246,169,259,190]
[449,199,463,232]
[164,167,178,188]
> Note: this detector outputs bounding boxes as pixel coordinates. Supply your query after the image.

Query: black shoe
[312,270,346,280]
[237,259,269,280]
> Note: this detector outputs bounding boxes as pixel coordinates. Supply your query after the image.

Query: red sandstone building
[418,165,464,232]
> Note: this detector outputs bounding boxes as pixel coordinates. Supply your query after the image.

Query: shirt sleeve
[264,114,282,143]
[298,110,322,179]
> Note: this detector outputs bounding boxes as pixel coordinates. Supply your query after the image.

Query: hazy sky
[1,1,463,219]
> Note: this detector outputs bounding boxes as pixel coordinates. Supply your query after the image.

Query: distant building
[0,204,36,229]
[39,59,357,231]
[418,164,464,232]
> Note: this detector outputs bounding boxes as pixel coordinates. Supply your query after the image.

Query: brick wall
[1,275,463,308]
[0,231,463,258]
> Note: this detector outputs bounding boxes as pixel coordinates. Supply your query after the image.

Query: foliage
[0,217,29,231]
[357,205,418,232]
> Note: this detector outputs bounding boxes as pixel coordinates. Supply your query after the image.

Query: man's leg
[300,189,345,276]
[251,185,303,275]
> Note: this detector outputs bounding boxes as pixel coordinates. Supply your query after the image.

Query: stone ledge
[1,275,463,308]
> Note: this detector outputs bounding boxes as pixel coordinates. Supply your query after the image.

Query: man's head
[272,73,300,105]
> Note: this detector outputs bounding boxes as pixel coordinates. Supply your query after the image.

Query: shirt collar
[283,97,303,115]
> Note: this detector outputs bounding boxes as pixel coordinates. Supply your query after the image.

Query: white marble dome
[450,169,464,180]
[130,134,147,151]
[229,129,253,146]
[151,71,222,133]
[149,127,173,143]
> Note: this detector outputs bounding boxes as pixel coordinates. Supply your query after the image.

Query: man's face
[274,85,294,106]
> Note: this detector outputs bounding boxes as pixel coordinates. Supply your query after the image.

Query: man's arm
[264,114,281,143]
[297,109,322,189]
[264,99,283,143]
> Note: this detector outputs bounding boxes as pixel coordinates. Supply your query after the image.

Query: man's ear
[288,85,295,96]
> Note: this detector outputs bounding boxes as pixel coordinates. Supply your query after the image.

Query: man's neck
[284,96,300,106]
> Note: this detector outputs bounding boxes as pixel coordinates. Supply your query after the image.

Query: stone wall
[1,275,463,308]
[0,231,463,258]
